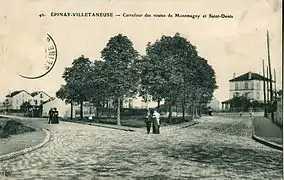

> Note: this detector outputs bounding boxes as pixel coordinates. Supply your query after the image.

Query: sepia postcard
[0,0,283,179]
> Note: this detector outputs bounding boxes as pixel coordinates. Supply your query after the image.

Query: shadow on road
[164,143,282,174]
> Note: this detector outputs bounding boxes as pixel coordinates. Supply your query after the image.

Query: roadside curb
[61,120,136,132]
[0,128,51,162]
[252,134,283,151]
[251,119,282,152]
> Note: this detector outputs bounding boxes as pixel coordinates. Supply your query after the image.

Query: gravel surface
[0,116,282,180]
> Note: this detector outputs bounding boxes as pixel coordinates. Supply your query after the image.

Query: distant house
[5,90,33,110]
[222,71,275,110]
[207,96,221,111]
[122,94,164,109]
[30,91,51,106]
[42,98,74,118]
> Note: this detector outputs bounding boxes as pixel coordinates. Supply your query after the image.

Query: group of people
[145,110,161,134]
[48,108,59,124]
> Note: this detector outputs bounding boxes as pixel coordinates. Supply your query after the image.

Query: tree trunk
[117,97,121,125]
[96,107,99,118]
[70,102,73,120]
[182,92,186,121]
[192,101,195,120]
[80,101,83,119]
[168,99,172,123]
[157,100,161,110]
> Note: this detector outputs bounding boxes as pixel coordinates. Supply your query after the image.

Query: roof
[42,97,56,105]
[5,90,30,97]
[221,99,232,103]
[30,91,51,98]
[229,72,274,82]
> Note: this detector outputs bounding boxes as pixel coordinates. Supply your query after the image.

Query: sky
[0,0,282,102]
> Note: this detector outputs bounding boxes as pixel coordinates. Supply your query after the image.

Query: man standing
[152,110,161,134]
[48,108,53,124]
[145,111,152,134]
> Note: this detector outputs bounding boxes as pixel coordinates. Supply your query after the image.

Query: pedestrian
[249,110,254,119]
[48,108,53,124]
[152,110,161,134]
[145,111,152,134]
[53,108,59,124]
[208,107,213,116]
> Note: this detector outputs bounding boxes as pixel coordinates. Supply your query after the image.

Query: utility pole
[274,68,277,98]
[267,30,274,120]
[262,59,267,117]
[267,67,270,103]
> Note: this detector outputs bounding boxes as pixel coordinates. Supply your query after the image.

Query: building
[4,90,52,110]
[42,98,75,118]
[207,96,221,111]
[30,91,52,106]
[222,71,275,110]
[5,90,33,110]
[123,94,164,109]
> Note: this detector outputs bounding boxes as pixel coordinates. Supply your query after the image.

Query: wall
[42,98,74,118]
[275,96,283,127]
[229,80,273,101]
[12,92,33,109]
[30,92,51,106]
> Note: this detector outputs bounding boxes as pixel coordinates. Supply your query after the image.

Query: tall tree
[142,33,217,121]
[88,60,109,117]
[56,55,93,119]
[101,34,139,125]
[142,33,198,121]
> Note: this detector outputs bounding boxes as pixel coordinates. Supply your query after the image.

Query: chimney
[233,73,236,78]
[248,72,252,80]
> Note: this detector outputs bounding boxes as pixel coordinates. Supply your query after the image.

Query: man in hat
[48,108,53,124]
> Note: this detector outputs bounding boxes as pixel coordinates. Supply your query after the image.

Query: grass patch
[0,119,36,138]
[61,116,194,128]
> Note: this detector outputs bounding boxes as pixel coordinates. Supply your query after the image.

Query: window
[256,92,260,99]
[40,93,43,98]
[35,100,38,105]
[235,83,238,90]
[257,82,260,90]
[245,82,248,89]
[40,100,43,104]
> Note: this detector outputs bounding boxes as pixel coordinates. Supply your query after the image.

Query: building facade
[42,98,74,118]
[122,94,163,109]
[222,72,275,110]
[207,96,221,111]
[30,91,51,106]
[4,90,52,110]
[5,90,33,110]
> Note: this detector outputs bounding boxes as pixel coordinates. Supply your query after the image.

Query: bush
[121,108,149,116]
[2,120,35,136]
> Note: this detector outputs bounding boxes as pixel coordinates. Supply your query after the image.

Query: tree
[88,60,109,118]
[56,55,93,119]
[230,95,251,112]
[140,33,217,121]
[20,101,31,114]
[101,34,139,125]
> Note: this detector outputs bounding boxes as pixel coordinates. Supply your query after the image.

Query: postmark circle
[18,33,57,79]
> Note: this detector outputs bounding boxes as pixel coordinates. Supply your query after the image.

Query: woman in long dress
[152,110,160,134]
